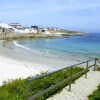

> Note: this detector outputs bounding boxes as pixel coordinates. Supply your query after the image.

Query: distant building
[30,25,39,33]
[0,22,61,34]
[9,23,23,29]
[31,25,38,30]
[0,23,12,29]
[0,26,3,33]
[0,23,16,33]
[9,23,31,33]
[0,26,2,29]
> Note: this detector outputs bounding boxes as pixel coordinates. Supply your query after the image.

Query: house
[0,22,16,34]
[9,23,31,33]
[31,25,38,30]
[30,25,39,33]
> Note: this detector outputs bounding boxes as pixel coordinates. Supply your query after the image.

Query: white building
[0,23,13,29]
[0,22,17,33]
[9,23,31,33]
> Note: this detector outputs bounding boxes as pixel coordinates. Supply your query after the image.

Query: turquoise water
[14,33,100,58]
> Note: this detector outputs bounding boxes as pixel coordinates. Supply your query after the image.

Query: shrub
[0,67,85,100]
[88,84,100,100]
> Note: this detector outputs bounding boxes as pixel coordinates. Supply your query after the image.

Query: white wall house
[0,23,18,33]
[9,23,31,33]
[30,28,37,33]
[0,23,13,29]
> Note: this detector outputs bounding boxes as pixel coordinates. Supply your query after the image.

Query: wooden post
[26,80,29,100]
[69,67,73,91]
[85,61,88,78]
[97,58,100,64]
[94,58,97,71]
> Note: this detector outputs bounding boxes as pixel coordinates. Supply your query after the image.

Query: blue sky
[0,0,100,32]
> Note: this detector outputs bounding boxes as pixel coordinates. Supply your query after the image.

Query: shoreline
[0,40,90,86]
[0,32,87,40]
[0,40,90,68]
[0,53,89,86]
[0,53,51,86]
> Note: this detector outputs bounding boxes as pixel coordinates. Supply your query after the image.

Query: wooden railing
[26,58,100,100]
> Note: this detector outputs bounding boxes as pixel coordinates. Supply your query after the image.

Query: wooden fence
[26,58,100,100]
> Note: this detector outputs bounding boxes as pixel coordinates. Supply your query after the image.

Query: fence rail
[26,58,100,100]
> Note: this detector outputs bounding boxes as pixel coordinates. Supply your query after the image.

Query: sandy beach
[0,40,53,85]
[0,55,51,86]
[0,53,79,86]
[0,40,90,86]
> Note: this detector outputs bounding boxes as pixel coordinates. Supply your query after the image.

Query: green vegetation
[0,67,85,100]
[59,29,80,34]
[88,84,100,100]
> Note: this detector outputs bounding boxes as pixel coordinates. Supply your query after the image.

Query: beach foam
[13,40,33,52]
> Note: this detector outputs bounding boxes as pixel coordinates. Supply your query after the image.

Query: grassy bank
[88,84,100,100]
[0,67,85,100]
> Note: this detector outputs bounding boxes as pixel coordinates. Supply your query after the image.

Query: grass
[59,29,80,34]
[88,84,100,100]
[0,67,86,100]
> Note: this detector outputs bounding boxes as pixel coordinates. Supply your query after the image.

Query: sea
[13,33,100,58]
[0,33,99,69]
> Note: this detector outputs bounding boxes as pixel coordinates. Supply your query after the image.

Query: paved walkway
[47,70,100,100]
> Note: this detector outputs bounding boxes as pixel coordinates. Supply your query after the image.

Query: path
[47,70,100,100]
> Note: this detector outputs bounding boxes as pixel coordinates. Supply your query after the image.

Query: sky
[0,0,100,33]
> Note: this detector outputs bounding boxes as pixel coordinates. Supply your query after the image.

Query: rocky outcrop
[0,32,86,40]
[0,33,63,40]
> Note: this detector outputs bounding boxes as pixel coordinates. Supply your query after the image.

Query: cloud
[0,0,100,22]
[0,0,100,32]
[0,0,100,14]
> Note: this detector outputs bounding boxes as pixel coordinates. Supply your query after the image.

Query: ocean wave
[13,40,50,56]
[13,40,66,59]
[13,40,34,51]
